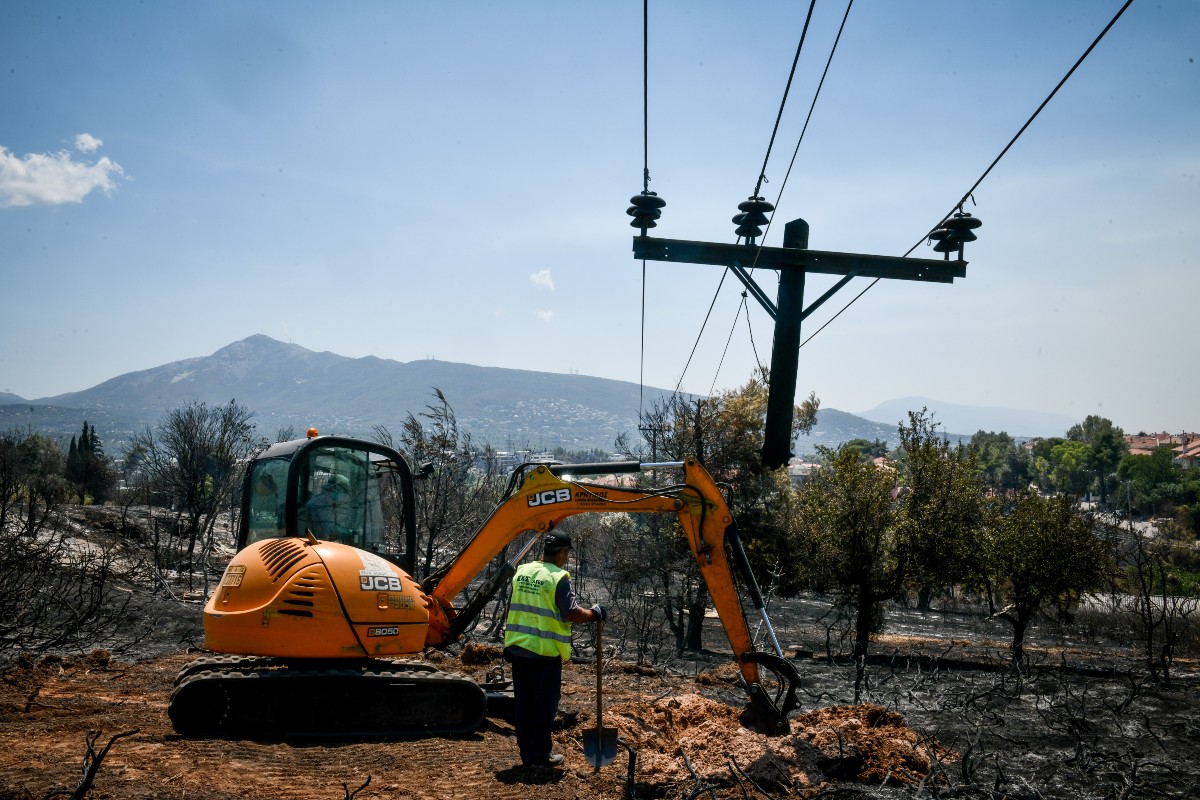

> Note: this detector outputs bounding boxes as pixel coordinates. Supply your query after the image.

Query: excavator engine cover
[205,537,429,658]
[169,536,486,738]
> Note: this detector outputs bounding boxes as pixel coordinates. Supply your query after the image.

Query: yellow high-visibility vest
[504,561,573,660]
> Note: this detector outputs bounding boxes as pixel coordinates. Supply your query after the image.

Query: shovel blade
[582,727,619,767]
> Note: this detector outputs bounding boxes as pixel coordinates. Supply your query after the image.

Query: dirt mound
[794,704,955,785]
[460,642,503,665]
[599,693,952,792]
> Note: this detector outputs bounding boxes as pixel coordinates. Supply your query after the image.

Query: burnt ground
[1,595,1197,800]
[2,505,1197,799]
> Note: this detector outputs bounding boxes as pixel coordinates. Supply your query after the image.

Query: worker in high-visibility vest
[504,532,606,768]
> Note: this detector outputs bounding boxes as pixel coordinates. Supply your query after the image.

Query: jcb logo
[360,575,403,592]
[528,488,572,507]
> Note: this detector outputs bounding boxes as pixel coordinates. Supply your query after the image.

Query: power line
[910,0,1136,256]
[798,277,878,349]
[640,261,647,413]
[745,296,764,373]
[800,0,1136,350]
[752,0,818,198]
[710,292,748,396]
[684,2,823,397]
[674,269,729,396]
[637,0,651,417]
[745,0,856,356]
[640,0,650,193]
[768,0,855,237]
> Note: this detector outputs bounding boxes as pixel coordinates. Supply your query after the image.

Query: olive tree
[616,371,817,650]
[983,491,1114,665]
[0,429,69,536]
[896,410,987,610]
[796,445,900,700]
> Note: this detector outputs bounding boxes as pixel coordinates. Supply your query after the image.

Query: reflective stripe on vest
[504,561,572,660]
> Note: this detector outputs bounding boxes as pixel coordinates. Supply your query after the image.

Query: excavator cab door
[238,435,419,573]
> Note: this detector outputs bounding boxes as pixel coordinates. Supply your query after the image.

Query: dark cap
[543,532,573,552]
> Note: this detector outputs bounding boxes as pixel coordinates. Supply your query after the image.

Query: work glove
[591,604,607,622]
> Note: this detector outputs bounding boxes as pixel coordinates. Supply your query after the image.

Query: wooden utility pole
[633,220,968,470]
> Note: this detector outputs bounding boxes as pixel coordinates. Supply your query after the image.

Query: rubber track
[172,656,439,685]
[169,662,486,739]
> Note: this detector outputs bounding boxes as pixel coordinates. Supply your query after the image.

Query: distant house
[481,450,535,474]
[786,457,820,487]
[1175,437,1200,469]
[1126,432,1184,456]
[1123,432,1200,468]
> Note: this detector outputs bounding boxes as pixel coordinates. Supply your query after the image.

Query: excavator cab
[239,435,418,572]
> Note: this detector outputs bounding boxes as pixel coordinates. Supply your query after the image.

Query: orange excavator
[168,433,800,738]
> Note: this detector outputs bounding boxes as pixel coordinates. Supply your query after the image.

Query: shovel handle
[595,620,603,772]
[595,620,603,716]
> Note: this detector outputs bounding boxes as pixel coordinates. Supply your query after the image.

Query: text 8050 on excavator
[168,432,801,738]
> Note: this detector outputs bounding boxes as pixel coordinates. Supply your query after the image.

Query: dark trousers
[509,654,562,765]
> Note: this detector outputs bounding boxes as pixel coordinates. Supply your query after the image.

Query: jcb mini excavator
[168,432,800,738]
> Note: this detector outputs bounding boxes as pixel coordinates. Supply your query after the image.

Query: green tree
[796,445,900,699]
[842,438,890,461]
[969,430,1031,491]
[1048,439,1091,495]
[1067,415,1127,505]
[1117,446,1179,518]
[64,421,115,505]
[897,411,987,610]
[983,491,1113,664]
[66,435,79,492]
[0,429,68,536]
[618,371,818,649]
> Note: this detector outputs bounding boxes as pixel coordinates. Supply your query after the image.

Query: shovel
[582,620,618,769]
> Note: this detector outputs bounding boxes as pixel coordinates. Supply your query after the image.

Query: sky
[1,1,1197,436]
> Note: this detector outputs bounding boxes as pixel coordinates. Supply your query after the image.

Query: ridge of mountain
[856,396,1077,440]
[23,335,666,450]
[4,336,1065,454]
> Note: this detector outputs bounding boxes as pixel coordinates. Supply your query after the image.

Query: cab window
[246,457,290,545]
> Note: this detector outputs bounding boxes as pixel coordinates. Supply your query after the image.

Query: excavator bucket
[742,651,802,735]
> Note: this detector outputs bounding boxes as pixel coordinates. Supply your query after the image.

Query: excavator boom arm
[423,459,799,732]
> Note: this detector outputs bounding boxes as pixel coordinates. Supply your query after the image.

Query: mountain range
[1,335,1077,456]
